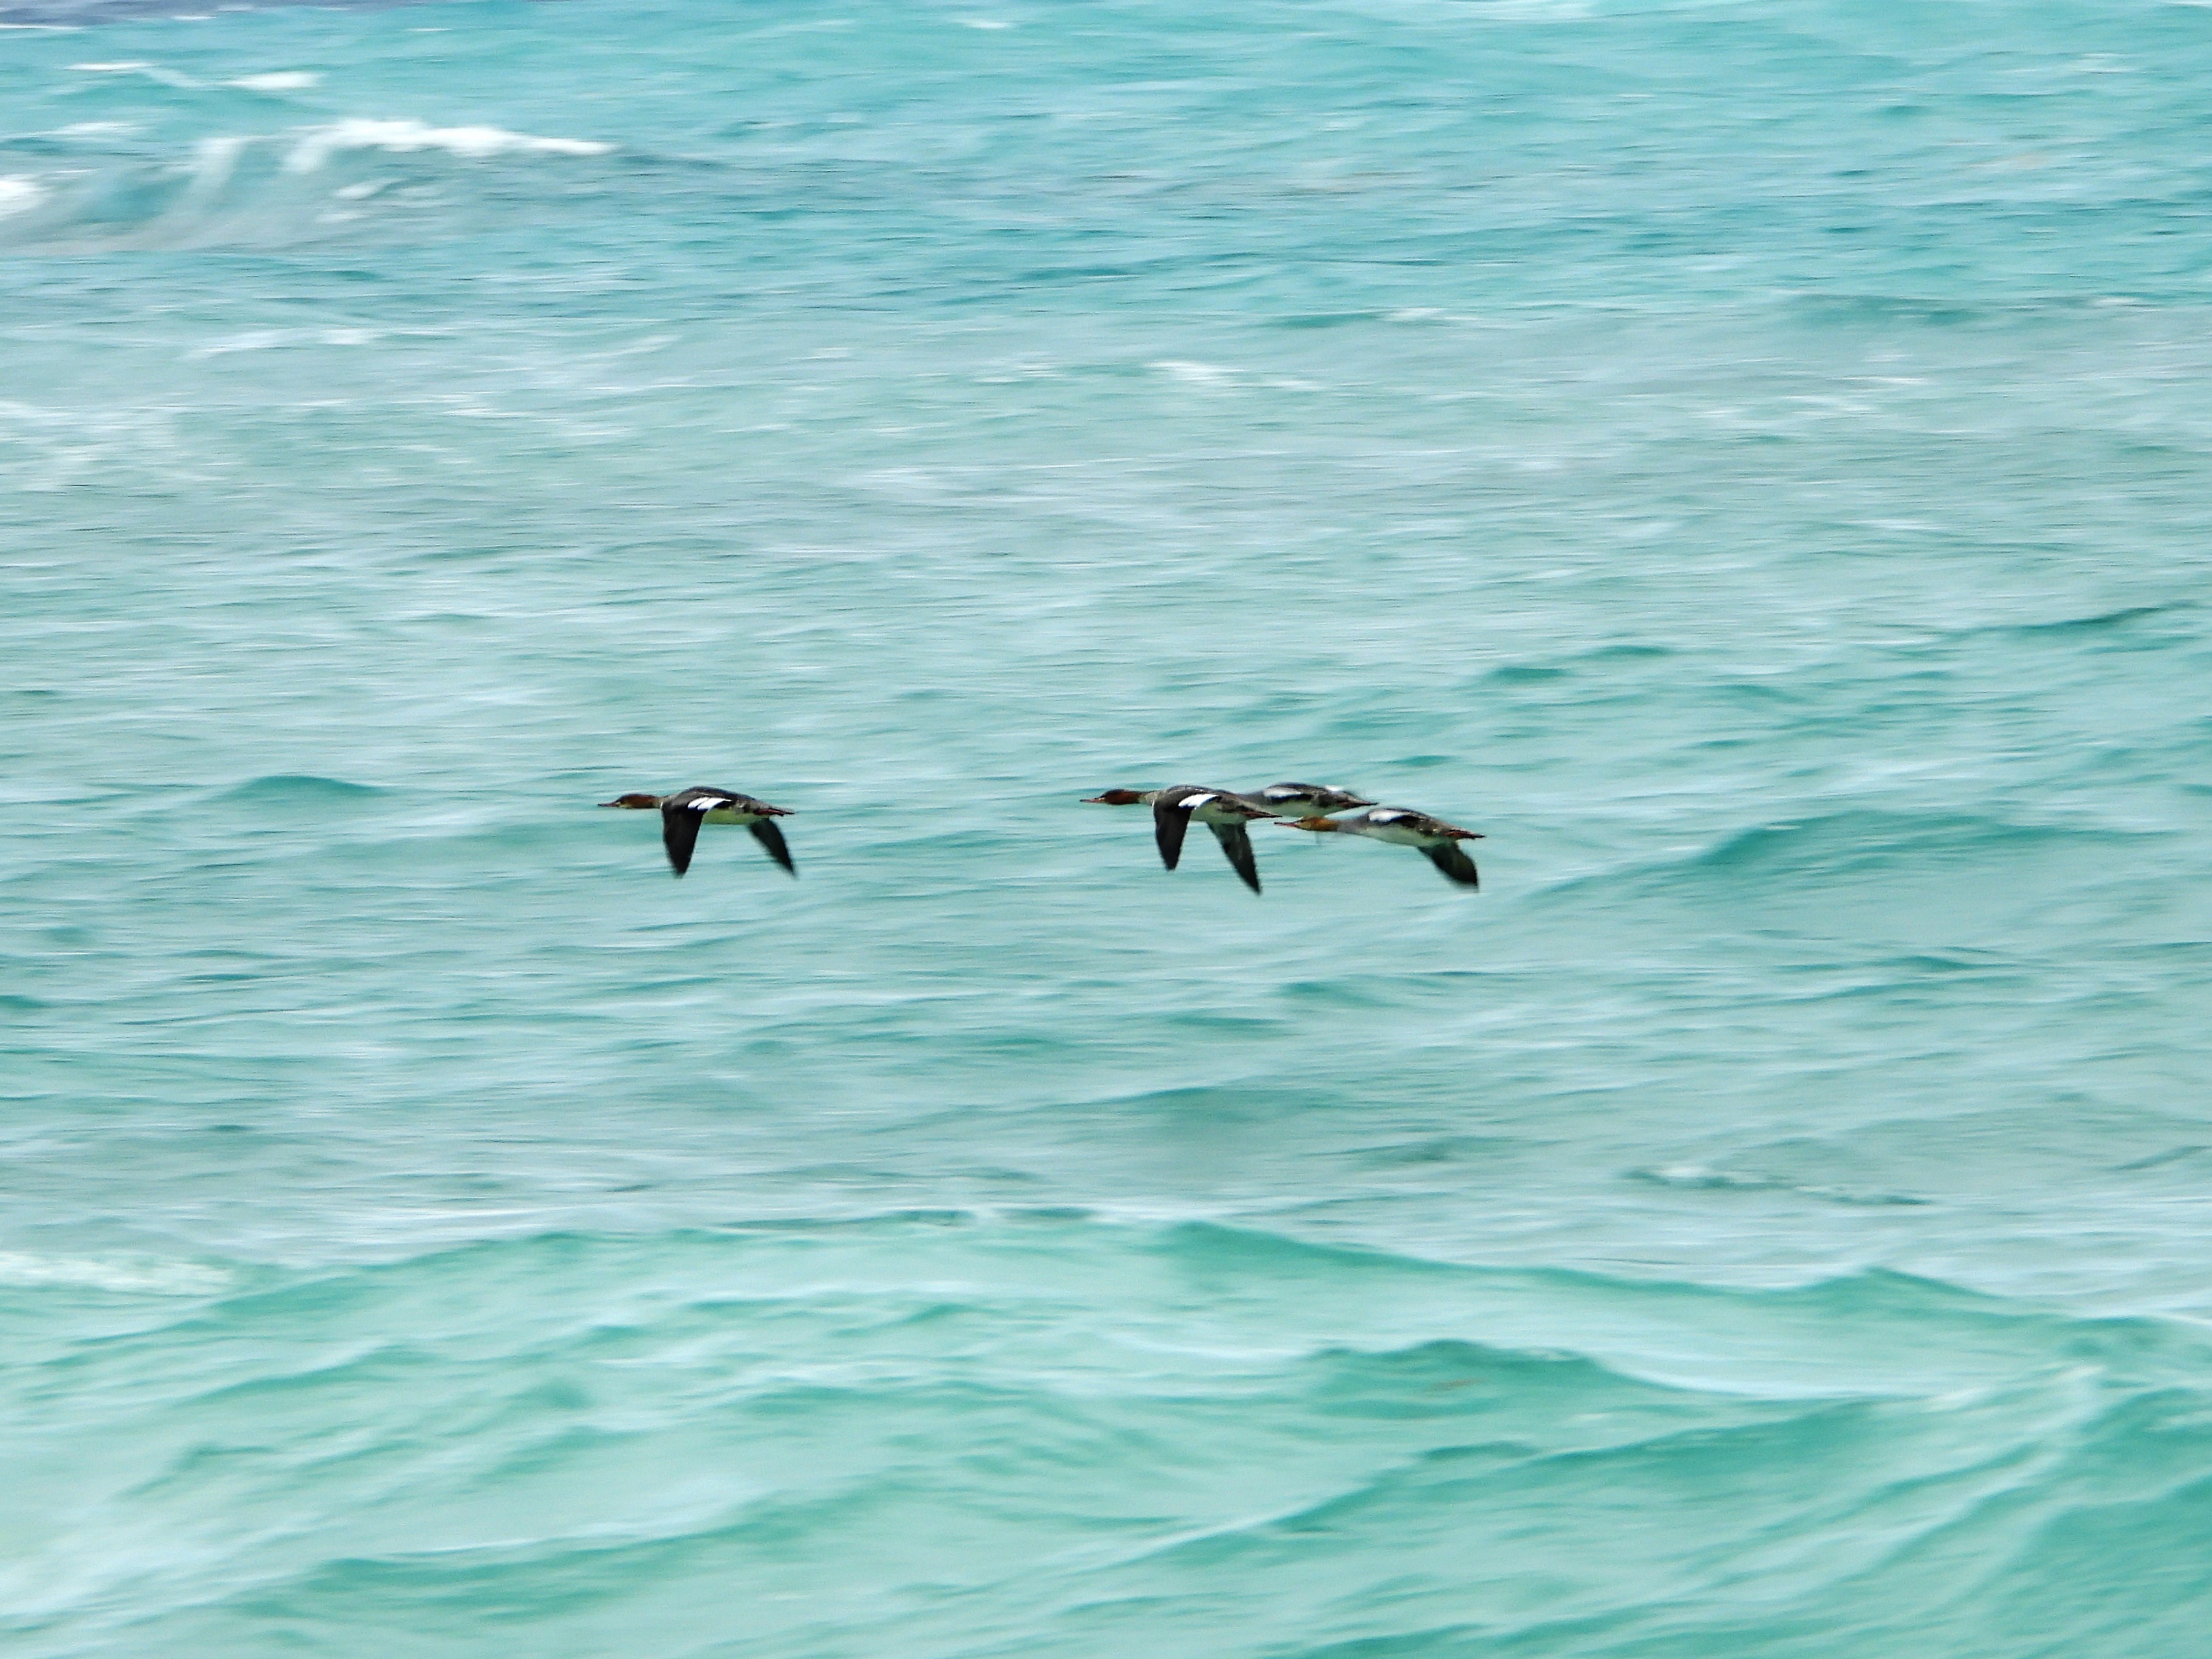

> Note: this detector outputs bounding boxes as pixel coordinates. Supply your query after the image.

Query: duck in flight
[1084,782,1372,820]
[1279,806,1483,888]
[600,786,796,878]
[1247,782,1374,817]
[1082,783,1295,893]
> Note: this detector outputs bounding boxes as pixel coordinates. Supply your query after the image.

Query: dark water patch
[708,1210,983,1238]
[1266,310,1386,330]
[1159,1010,1289,1037]
[199,1218,2177,1355]
[1275,978,1400,1009]
[1626,1163,1930,1208]
[1876,949,2019,974]
[208,775,384,806]
[1785,291,1993,329]
[1136,1392,1919,1600]
[2003,602,2188,638]
[2113,1145,2212,1174]
[1532,807,2126,916]
[1391,754,1459,770]
[1357,1135,1516,1168]
[1681,809,2109,885]
[223,1538,646,1632]
[1572,644,1678,664]
[1272,1624,1497,1659]
[1086,1083,1336,1123]
[1150,1221,1463,1281]
[1305,1337,1682,1420]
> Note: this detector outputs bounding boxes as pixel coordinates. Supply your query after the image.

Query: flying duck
[600,787,796,878]
[1279,806,1483,888]
[1247,782,1374,817]
[1082,784,1278,893]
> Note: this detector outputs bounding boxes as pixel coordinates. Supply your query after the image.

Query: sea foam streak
[284,118,613,172]
[0,1252,228,1295]
[0,176,43,219]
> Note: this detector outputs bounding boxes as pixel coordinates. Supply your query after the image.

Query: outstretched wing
[660,803,705,877]
[749,817,797,876]
[1422,840,1480,888]
[1209,821,1263,894]
[1153,793,1203,870]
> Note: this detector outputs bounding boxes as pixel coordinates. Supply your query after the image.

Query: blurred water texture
[4,1,2212,1654]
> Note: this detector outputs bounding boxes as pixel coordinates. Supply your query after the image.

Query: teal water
[7,1,2212,1652]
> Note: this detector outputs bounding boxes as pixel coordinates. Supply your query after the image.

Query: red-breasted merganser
[1280,806,1483,888]
[1248,782,1374,817]
[1082,784,1278,894]
[1085,782,1370,817]
[599,787,796,878]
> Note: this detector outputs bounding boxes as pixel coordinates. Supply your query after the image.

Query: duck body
[1082,783,1278,894]
[600,786,796,878]
[1249,782,1374,817]
[1282,806,1483,888]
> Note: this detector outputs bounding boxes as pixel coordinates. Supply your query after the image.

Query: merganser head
[599,793,664,810]
[1082,789,1149,806]
[1279,816,1342,832]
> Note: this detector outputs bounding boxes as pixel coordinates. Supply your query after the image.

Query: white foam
[187,329,287,358]
[185,134,247,202]
[285,118,613,173]
[0,1251,228,1295]
[1153,359,1232,386]
[72,60,198,86]
[0,177,46,221]
[231,71,320,91]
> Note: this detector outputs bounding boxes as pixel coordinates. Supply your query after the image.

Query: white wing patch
[1368,809,1406,823]
[689,797,731,811]
[1181,793,1217,810]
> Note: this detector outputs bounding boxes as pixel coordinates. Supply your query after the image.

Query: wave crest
[284,119,612,174]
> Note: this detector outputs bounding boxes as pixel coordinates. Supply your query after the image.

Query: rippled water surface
[6,1,2212,1654]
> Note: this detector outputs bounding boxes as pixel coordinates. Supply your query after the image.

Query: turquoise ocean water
[7,1,2212,1652]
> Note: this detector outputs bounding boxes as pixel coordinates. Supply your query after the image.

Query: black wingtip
[1210,822,1265,894]
[660,803,702,877]
[749,817,797,877]
[1422,840,1480,888]
[1153,798,1192,871]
